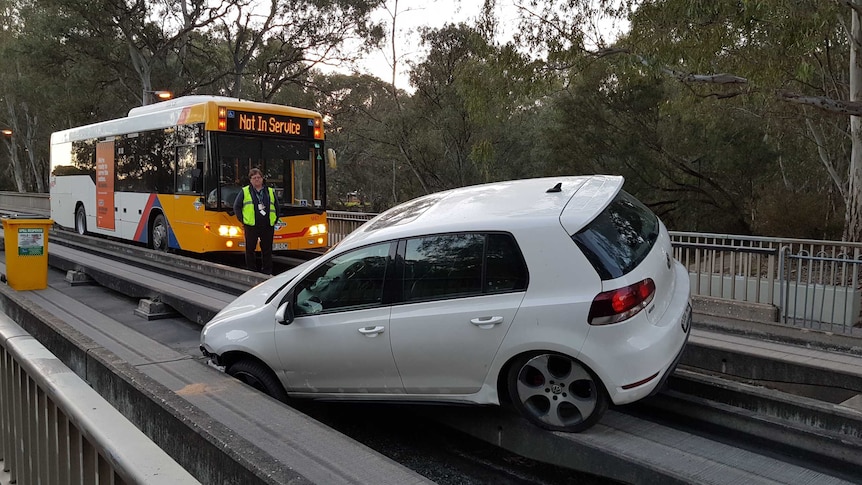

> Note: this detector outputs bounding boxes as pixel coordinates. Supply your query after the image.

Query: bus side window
[193,146,205,193]
[191,166,202,193]
[176,145,200,194]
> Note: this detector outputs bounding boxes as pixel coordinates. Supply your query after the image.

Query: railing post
[778,246,786,325]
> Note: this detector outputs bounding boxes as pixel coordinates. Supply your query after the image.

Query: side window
[294,243,391,316]
[404,234,483,301]
[485,233,528,293]
[176,146,198,194]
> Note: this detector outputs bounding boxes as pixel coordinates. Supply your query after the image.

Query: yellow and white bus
[50,96,329,253]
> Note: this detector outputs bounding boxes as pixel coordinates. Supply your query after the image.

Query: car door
[274,242,404,394]
[389,233,528,394]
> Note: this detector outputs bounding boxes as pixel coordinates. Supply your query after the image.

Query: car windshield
[572,190,659,280]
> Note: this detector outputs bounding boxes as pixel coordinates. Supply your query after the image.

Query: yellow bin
[2,217,53,291]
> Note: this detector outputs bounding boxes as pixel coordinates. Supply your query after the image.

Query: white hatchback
[200,175,692,432]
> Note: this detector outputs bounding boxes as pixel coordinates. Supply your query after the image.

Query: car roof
[338,175,625,248]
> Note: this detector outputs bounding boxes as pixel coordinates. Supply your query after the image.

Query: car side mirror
[276,290,295,325]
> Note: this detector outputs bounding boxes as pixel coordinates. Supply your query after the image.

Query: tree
[0,0,99,192]
[315,73,406,211]
[513,0,857,238]
[405,22,543,193]
[214,0,384,101]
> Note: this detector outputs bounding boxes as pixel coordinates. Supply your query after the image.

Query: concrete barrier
[691,295,779,322]
[0,282,306,484]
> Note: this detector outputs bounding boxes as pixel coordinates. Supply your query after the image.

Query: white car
[200,175,691,432]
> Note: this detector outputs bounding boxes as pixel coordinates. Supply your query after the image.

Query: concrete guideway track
[0,261,433,483]
[24,284,430,485]
[427,405,858,485]
[47,242,236,324]
[2,232,862,483]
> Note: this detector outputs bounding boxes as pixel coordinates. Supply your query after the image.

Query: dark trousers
[243,223,274,274]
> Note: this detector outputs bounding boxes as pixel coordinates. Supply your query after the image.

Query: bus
[49,95,330,254]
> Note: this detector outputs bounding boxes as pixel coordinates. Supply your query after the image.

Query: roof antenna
[546,182,562,193]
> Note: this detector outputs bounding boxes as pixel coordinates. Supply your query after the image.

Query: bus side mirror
[327,148,337,170]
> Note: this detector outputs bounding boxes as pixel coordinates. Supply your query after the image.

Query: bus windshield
[208,133,323,214]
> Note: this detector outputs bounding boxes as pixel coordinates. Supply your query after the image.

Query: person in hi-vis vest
[233,167,279,275]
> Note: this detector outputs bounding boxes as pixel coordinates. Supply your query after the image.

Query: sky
[349,0,520,90]
[348,0,627,91]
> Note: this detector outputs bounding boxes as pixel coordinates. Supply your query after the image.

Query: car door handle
[470,316,504,329]
[358,326,385,337]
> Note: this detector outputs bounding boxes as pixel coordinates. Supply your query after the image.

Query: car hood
[206,258,317,326]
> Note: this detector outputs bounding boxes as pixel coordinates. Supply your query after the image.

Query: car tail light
[588,278,656,325]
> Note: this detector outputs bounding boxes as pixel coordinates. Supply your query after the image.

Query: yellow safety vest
[241,186,277,226]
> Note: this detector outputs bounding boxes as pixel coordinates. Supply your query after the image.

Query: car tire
[507,352,608,433]
[151,213,169,251]
[226,359,289,402]
[75,206,87,235]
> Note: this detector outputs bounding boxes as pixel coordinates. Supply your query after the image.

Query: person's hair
[248,168,263,179]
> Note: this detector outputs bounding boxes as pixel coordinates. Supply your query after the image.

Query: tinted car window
[572,191,659,280]
[294,243,391,315]
[485,233,528,293]
[404,234,484,300]
[403,233,527,301]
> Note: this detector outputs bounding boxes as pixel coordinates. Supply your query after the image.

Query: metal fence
[1,196,858,333]
[672,232,862,333]
[0,314,199,485]
[328,213,862,334]
[779,247,862,333]
[327,210,377,246]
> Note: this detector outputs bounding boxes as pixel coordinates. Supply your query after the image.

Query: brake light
[588,278,656,325]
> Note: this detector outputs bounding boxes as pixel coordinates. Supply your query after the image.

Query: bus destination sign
[226,110,312,138]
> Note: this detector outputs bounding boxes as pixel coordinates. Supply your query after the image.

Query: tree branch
[666,70,748,84]
[779,91,862,116]
[837,0,862,18]
[806,117,849,200]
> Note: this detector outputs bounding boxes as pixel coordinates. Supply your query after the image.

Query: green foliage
[0,0,857,239]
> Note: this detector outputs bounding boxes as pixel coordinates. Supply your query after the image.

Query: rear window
[572,191,659,280]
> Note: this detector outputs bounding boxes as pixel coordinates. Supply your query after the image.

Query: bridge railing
[328,212,862,334]
[1,196,857,332]
[673,232,862,332]
[0,314,199,484]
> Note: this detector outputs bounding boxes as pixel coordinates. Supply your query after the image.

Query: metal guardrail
[779,248,862,333]
[0,314,199,484]
[1,194,858,332]
[329,213,862,333]
[673,232,862,332]
[326,210,377,246]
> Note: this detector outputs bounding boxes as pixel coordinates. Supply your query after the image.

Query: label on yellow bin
[17,228,45,256]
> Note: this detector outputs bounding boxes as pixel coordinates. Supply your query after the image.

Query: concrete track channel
[1,228,861,484]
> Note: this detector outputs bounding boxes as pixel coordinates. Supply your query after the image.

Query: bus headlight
[308,224,327,236]
[218,225,241,237]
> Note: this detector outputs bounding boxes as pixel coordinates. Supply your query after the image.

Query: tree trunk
[3,97,26,192]
[20,103,45,192]
[847,5,862,241]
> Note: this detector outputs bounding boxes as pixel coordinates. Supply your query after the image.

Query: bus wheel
[75,206,87,235]
[151,214,169,251]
